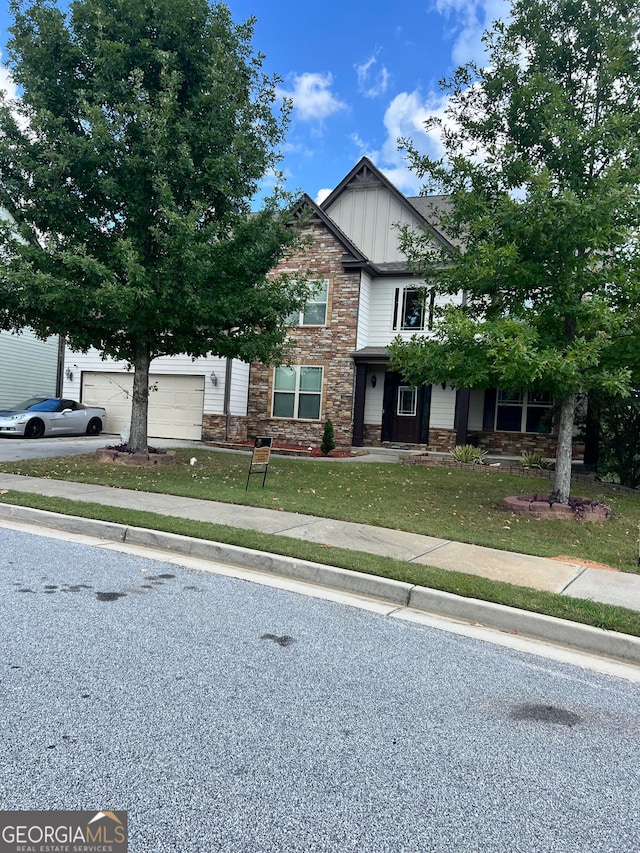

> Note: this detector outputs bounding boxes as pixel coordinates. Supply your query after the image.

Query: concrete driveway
[0,434,202,462]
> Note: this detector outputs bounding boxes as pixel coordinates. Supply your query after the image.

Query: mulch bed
[206,440,355,458]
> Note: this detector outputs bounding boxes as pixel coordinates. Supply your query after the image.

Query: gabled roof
[289,193,376,273]
[320,157,454,252]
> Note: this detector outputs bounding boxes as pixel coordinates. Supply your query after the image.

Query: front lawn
[1,448,638,572]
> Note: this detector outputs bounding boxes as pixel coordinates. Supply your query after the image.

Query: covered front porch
[350,348,570,457]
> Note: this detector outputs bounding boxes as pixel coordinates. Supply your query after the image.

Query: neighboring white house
[0,330,61,409]
[0,207,61,408]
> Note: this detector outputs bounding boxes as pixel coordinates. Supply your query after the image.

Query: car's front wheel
[86,417,103,436]
[24,418,45,439]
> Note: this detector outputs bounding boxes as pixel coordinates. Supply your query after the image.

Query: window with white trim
[496,390,553,433]
[397,386,417,416]
[393,287,436,331]
[287,280,328,326]
[272,365,323,420]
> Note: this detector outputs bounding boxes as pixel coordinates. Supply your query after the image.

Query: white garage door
[82,372,205,440]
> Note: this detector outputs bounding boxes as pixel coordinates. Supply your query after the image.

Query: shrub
[320,419,336,456]
[518,451,555,469]
[450,444,488,464]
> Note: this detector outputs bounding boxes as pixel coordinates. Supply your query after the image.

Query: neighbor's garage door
[82,372,205,440]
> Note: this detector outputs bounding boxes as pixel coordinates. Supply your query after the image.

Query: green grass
[1,447,639,570]
[2,488,640,638]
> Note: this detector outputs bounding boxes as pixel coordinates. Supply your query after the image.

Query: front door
[382,372,430,444]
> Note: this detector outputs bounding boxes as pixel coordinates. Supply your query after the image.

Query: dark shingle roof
[407,195,460,246]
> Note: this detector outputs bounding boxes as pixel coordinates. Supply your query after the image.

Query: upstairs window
[272,365,323,420]
[393,287,436,331]
[288,280,328,326]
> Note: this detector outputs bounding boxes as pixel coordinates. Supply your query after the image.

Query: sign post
[246,436,273,490]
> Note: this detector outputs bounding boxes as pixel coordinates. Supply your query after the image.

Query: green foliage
[518,451,554,470]
[320,419,336,456]
[593,392,640,488]
[391,0,640,502]
[0,0,309,450]
[450,444,488,464]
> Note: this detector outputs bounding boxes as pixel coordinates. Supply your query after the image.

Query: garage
[81,372,205,440]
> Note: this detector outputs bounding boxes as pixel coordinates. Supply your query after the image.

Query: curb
[1,502,639,666]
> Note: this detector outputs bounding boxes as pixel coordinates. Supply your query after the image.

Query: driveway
[0,434,202,463]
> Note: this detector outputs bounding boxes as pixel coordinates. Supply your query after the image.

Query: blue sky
[0,0,509,203]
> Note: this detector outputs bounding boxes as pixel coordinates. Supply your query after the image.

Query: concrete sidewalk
[1,470,639,615]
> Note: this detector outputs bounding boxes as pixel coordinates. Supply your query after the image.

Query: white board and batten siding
[355,270,372,351]
[326,186,423,265]
[64,349,249,440]
[468,390,485,432]
[364,368,385,426]
[0,330,59,409]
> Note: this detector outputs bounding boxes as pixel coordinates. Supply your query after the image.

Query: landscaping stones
[503,494,611,522]
[95,447,177,466]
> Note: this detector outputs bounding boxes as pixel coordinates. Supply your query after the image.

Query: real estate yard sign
[246,436,273,490]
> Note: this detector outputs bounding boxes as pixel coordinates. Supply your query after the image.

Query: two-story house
[63,156,565,456]
[244,157,561,457]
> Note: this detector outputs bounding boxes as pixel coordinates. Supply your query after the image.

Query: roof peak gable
[321,157,453,251]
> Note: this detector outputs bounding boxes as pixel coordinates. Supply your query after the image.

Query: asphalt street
[1,526,639,852]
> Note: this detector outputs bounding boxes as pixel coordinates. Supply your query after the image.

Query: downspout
[56,336,65,397]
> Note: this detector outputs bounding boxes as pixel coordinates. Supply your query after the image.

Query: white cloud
[435,0,509,66]
[315,188,332,205]
[0,60,30,133]
[355,54,390,99]
[356,89,452,195]
[0,63,18,101]
[358,0,510,194]
[278,72,347,122]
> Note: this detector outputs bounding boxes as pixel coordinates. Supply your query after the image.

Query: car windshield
[14,397,59,412]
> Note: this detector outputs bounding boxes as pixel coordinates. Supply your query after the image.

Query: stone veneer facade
[202,414,248,443]
[245,216,361,450]
[428,427,583,459]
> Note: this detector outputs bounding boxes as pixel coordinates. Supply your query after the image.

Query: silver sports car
[0,396,107,438]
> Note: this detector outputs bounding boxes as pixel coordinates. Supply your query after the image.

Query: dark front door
[382,372,430,444]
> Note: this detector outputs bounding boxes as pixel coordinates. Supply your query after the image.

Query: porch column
[352,363,367,446]
[455,387,471,445]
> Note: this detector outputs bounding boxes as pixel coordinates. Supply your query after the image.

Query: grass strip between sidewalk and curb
[1,448,639,572]
[2,489,640,639]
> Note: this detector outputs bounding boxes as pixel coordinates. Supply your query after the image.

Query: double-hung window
[496,390,553,433]
[393,287,436,331]
[288,280,328,326]
[272,366,323,420]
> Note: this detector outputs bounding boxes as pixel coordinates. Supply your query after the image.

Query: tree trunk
[129,343,151,454]
[550,393,576,504]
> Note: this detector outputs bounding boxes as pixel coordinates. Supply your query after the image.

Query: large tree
[0,0,309,452]
[390,0,640,502]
